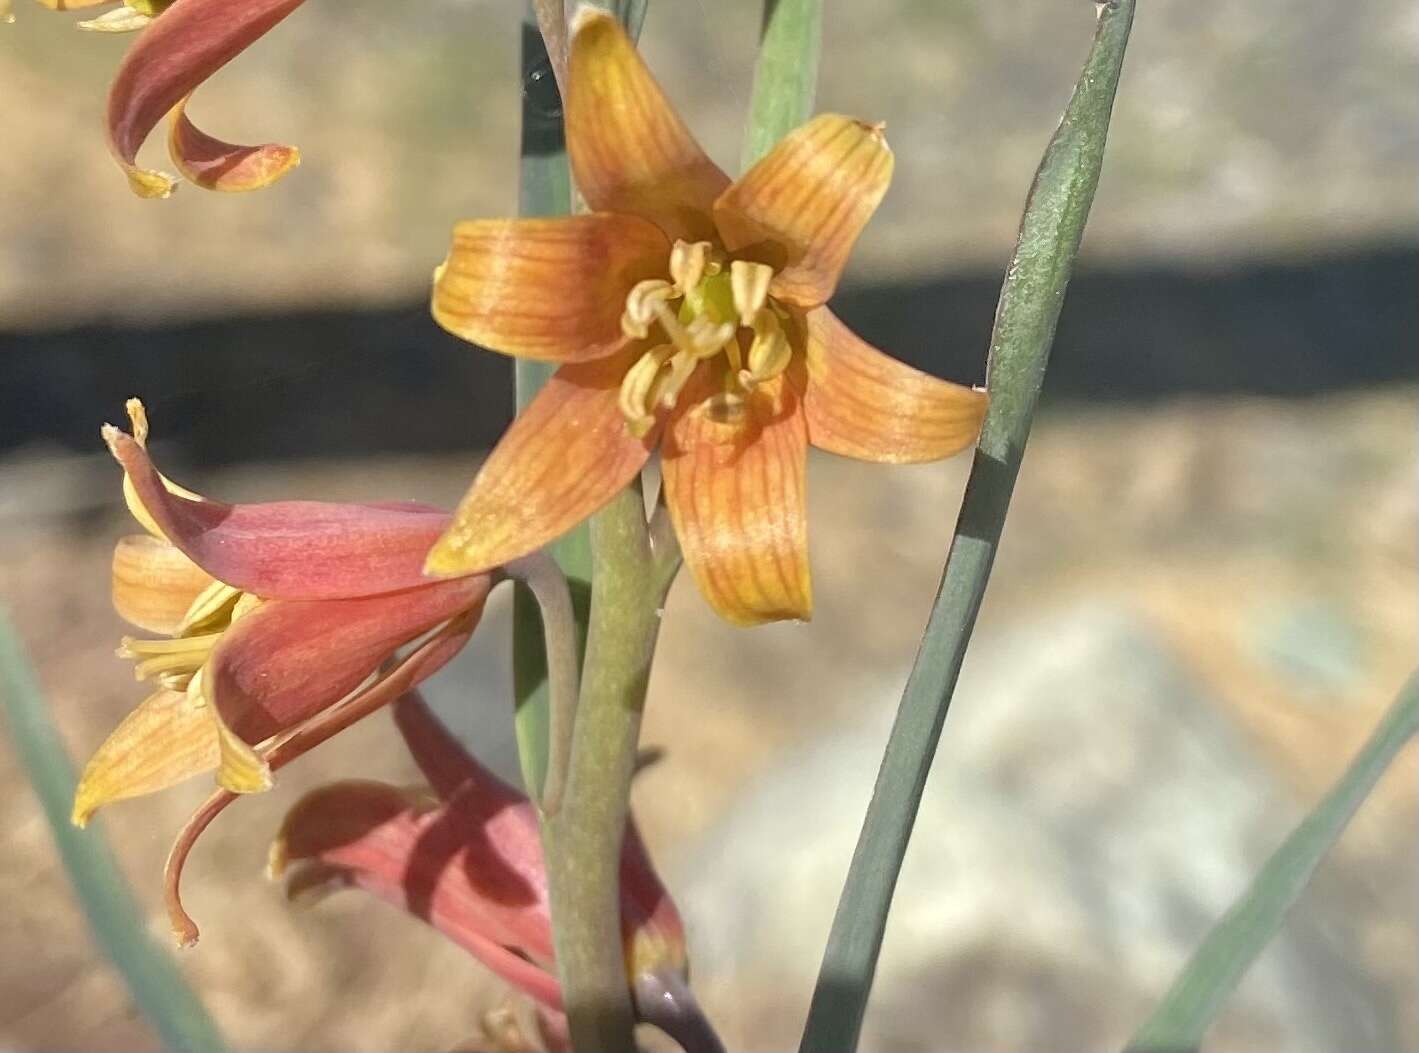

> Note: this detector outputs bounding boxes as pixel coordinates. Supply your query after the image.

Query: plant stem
[544,485,666,1051]
[513,4,587,800]
[798,3,1136,1050]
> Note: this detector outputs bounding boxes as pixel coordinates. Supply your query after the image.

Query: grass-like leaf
[798,3,1136,1050]
[741,0,822,170]
[0,610,227,1052]
[1125,670,1419,1052]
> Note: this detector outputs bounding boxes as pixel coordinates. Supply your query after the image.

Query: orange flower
[74,402,493,930]
[39,0,304,197]
[427,8,988,626]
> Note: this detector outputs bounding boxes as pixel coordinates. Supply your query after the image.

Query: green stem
[544,485,666,1051]
[742,0,822,170]
[513,4,588,800]
[798,3,1136,1050]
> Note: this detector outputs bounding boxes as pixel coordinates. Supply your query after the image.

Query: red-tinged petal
[565,7,729,242]
[72,688,219,827]
[111,533,214,634]
[167,93,299,193]
[714,114,894,308]
[207,577,491,749]
[105,426,452,599]
[392,691,521,805]
[431,216,668,362]
[662,372,813,626]
[165,623,476,942]
[31,0,111,9]
[107,0,305,197]
[803,308,988,463]
[425,349,654,577]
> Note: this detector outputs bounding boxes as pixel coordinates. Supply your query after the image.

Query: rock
[675,603,1400,1051]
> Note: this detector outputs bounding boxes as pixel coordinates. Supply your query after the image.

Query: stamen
[618,344,676,436]
[120,631,221,683]
[178,580,243,635]
[668,240,714,293]
[745,308,791,384]
[730,260,773,326]
[620,279,675,339]
[654,302,734,360]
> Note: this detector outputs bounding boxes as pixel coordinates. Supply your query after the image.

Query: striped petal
[72,688,219,827]
[425,349,654,576]
[431,216,668,362]
[106,426,452,599]
[803,308,988,463]
[713,115,894,309]
[565,7,729,242]
[167,94,300,193]
[662,371,812,625]
[107,0,305,198]
[111,533,214,634]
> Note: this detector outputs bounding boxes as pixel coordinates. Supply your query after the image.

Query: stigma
[617,240,793,435]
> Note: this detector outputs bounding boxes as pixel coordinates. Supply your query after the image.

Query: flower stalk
[543,483,668,1051]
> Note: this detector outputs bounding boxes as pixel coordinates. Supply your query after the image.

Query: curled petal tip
[125,167,179,200]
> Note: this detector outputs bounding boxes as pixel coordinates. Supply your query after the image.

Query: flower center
[617,240,793,437]
[118,582,258,691]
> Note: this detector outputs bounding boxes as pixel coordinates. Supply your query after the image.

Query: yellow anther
[178,580,243,635]
[78,7,153,31]
[730,260,773,325]
[125,398,150,447]
[653,302,734,360]
[746,308,791,384]
[668,240,715,293]
[620,279,675,339]
[618,344,676,437]
[120,631,222,682]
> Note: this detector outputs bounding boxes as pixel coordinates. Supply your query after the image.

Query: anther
[730,260,773,325]
[621,279,675,339]
[668,241,714,293]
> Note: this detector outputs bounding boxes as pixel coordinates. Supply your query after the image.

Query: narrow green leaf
[0,610,227,1053]
[512,4,587,795]
[798,4,1136,1051]
[741,0,822,170]
[1125,671,1419,1052]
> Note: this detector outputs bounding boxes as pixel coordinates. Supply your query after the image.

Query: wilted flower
[273,692,687,1051]
[427,7,988,626]
[39,0,304,196]
[74,401,492,871]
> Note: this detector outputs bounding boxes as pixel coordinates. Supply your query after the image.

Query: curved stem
[502,553,581,815]
[543,484,662,1052]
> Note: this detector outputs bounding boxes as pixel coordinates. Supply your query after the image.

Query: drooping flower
[39,0,304,197]
[74,400,492,859]
[427,7,989,626]
[271,692,688,1051]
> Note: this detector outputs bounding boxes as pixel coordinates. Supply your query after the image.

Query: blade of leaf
[0,609,227,1053]
[512,4,587,797]
[797,3,1136,1050]
[741,0,822,170]
[1125,670,1419,1053]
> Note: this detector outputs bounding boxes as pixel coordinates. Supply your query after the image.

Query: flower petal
[111,534,214,634]
[713,114,894,308]
[274,778,563,1008]
[208,577,491,751]
[565,7,729,241]
[391,692,521,805]
[662,371,812,625]
[107,0,305,197]
[105,426,453,599]
[72,688,219,827]
[167,94,300,193]
[425,349,654,576]
[431,216,668,362]
[803,308,988,463]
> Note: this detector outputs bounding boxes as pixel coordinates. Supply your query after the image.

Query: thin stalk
[544,485,666,1051]
[742,0,823,170]
[513,4,588,800]
[798,2,1136,1050]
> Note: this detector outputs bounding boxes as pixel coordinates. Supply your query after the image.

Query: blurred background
[1,0,1416,1049]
